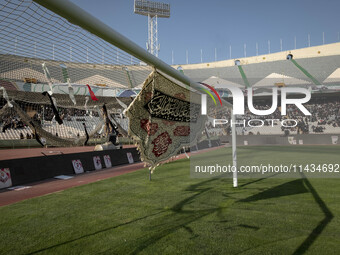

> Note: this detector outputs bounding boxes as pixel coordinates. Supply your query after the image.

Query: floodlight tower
[134,0,170,57]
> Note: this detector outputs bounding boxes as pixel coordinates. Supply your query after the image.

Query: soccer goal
[0,0,237,186]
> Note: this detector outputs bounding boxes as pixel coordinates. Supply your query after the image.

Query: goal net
[0,0,152,147]
[0,0,227,174]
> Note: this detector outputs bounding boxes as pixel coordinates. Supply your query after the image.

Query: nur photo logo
[200,86,311,116]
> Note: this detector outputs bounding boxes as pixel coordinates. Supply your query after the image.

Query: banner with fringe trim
[126,70,206,170]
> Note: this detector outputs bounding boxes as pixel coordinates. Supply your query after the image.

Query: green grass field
[0,145,340,254]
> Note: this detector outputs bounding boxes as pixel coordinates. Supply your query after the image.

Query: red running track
[0,146,225,207]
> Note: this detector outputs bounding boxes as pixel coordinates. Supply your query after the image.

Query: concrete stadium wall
[0,139,222,188]
[174,42,340,69]
[221,134,339,146]
[0,148,140,187]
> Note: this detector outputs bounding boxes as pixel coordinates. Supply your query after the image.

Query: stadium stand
[2,52,340,142]
[0,54,150,90]
[177,45,340,138]
[205,95,340,136]
[1,34,340,144]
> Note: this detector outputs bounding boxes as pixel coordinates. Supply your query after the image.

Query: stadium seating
[1,52,340,142]
[0,54,150,89]
[0,112,130,140]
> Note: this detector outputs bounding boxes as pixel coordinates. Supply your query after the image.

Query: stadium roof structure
[202,76,244,89]
[252,73,311,87]
[323,68,340,84]
[175,42,340,88]
[2,44,340,91]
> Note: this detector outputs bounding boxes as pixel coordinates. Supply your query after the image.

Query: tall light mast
[134,0,170,57]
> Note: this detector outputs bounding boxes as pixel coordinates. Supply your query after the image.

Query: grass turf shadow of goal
[238,175,333,254]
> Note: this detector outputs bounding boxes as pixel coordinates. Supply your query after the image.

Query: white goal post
[32,0,238,187]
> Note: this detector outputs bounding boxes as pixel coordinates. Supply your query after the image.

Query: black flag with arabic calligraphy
[126,70,206,169]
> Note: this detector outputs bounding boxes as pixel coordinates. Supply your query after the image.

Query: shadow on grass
[239,173,334,254]
[239,179,308,202]
[129,178,261,254]
[26,211,165,255]
[292,174,334,254]
[130,178,222,254]
[28,173,333,254]
[135,174,332,254]
[27,178,224,254]
[238,173,280,188]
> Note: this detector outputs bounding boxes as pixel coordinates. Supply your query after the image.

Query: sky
[69,0,340,65]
